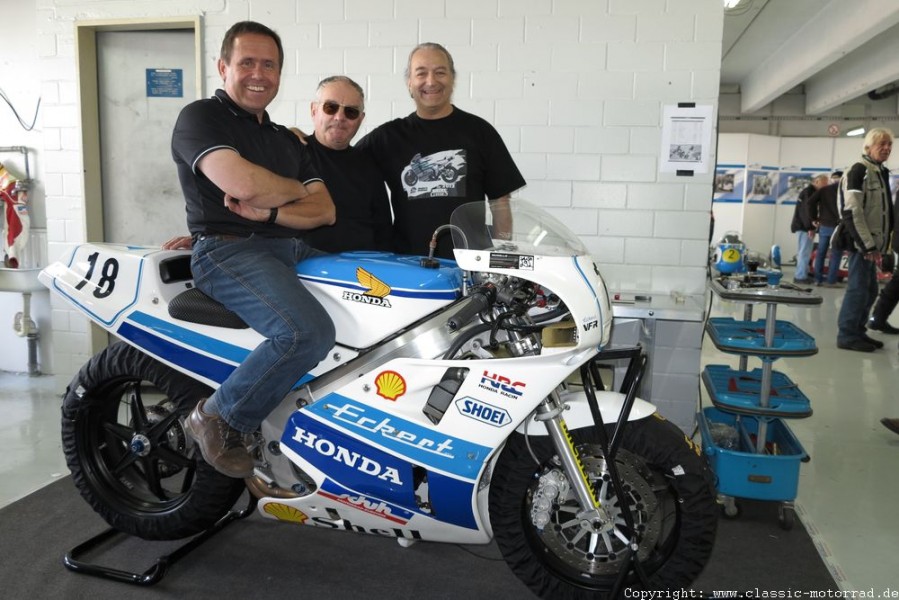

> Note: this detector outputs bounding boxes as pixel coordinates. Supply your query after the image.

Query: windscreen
[450,199,587,257]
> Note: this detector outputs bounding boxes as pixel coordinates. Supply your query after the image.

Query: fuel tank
[296,251,463,349]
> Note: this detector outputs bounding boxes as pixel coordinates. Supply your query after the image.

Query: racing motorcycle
[40,199,717,598]
[402,151,463,186]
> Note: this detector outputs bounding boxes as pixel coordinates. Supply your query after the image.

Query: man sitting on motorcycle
[170,21,337,478]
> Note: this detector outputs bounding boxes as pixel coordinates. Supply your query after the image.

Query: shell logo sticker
[263,502,308,524]
[375,370,406,400]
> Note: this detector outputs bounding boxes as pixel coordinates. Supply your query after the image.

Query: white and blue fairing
[39,245,464,388]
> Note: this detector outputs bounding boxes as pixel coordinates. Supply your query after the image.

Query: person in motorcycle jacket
[835,127,894,353]
[355,42,526,259]
[170,21,337,478]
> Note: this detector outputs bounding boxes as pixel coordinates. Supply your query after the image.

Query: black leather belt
[192,233,247,243]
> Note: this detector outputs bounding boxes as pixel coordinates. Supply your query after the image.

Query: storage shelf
[702,364,812,418]
[703,278,820,509]
[698,407,808,502]
[706,317,818,357]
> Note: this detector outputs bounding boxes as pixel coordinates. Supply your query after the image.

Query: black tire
[61,342,246,540]
[489,414,718,599]
[403,170,418,186]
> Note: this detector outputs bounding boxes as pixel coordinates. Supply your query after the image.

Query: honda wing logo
[342,267,392,308]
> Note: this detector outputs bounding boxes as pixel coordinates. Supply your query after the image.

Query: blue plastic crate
[701,364,812,418]
[706,317,818,357]
[697,407,807,502]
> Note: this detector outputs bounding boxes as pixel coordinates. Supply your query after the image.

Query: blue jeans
[837,251,879,344]
[814,226,840,284]
[795,231,813,279]
[190,235,336,433]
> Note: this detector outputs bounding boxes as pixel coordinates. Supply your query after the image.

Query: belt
[192,233,248,243]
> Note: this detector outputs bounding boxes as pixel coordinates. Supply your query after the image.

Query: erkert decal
[305,396,489,480]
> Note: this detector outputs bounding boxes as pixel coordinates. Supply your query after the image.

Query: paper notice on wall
[659,104,714,174]
[146,68,183,98]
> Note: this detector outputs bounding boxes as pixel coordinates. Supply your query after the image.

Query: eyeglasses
[319,101,362,121]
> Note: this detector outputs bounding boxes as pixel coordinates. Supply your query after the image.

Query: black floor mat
[0,478,837,598]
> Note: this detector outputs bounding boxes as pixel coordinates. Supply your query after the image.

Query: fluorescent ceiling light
[723,0,742,7]
[846,127,865,137]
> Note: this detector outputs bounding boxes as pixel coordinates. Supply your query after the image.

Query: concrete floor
[1,277,897,592]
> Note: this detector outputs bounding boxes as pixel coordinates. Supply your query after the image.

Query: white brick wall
[21,0,722,379]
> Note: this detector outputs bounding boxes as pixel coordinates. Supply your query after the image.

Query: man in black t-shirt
[169,21,336,478]
[356,42,526,258]
[301,76,392,253]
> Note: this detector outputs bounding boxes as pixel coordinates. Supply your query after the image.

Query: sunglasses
[320,101,362,121]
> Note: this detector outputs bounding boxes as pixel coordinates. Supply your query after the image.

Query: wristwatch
[267,207,279,224]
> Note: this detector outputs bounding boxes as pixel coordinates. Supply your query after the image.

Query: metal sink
[0,268,46,293]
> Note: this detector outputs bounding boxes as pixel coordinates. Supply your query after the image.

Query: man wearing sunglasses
[355,42,526,259]
[169,21,337,478]
[301,76,392,253]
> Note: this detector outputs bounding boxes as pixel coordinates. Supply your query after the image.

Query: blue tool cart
[699,272,820,530]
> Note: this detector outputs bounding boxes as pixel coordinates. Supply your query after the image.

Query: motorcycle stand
[582,346,653,595]
[62,493,258,586]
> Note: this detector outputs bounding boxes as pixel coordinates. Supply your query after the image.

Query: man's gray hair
[316,75,365,107]
[404,42,456,79]
[863,127,894,152]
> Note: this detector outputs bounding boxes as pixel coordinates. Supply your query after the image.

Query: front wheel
[61,342,246,540]
[440,165,458,182]
[489,414,717,599]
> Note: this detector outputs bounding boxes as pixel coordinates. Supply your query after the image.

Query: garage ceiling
[721,0,899,116]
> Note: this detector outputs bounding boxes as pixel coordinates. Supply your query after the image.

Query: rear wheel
[489,414,717,599]
[61,342,245,540]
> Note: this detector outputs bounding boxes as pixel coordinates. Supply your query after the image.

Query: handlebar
[447,284,496,331]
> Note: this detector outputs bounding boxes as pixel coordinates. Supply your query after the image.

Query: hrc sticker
[478,370,527,398]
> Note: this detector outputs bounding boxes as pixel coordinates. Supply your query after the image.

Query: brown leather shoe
[184,399,255,478]
[882,418,899,436]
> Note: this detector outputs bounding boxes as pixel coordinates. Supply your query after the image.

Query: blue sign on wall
[146,68,183,98]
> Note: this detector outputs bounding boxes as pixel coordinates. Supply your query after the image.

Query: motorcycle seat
[168,287,249,329]
[159,255,248,329]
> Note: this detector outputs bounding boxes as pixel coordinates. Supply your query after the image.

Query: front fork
[535,390,612,525]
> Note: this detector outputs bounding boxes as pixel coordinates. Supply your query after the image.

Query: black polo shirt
[171,89,322,237]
